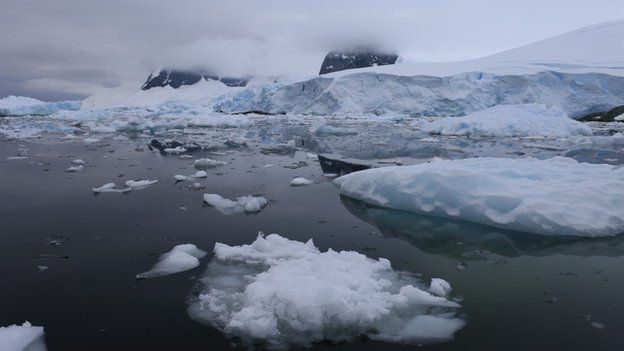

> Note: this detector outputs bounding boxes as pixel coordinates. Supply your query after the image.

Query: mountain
[140,69,249,90]
[318,50,399,75]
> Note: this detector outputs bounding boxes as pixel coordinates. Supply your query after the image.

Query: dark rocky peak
[319,50,399,75]
[140,69,249,90]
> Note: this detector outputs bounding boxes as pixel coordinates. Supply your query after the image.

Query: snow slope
[336,157,624,237]
[188,233,464,349]
[0,96,80,116]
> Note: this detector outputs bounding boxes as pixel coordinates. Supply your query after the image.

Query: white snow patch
[203,194,267,214]
[137,244,207,279]
[336,157,624,237]
[420,104,592,137]
[188,233,464,349]
[0,321,47,351]
[290,177,314,186]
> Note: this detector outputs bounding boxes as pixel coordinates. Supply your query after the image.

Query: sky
[1,0,622,101]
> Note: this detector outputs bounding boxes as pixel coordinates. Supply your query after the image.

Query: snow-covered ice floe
[137,244,206,279]
[124,179,158,189]
[92,182,131,193]
[420,104,593,138]
[0,95,79,117]
[203,194,267,215]
[0,321,47,351]
[336,157,624,237]
[188,233,464,349]
[290,177,314,186]
[194,158,228,169]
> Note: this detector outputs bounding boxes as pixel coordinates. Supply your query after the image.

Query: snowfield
[188,233,464,349]
[0,322,47,351]
[420,104,593,137]
[336,157,624,237]
[0,95,80,117]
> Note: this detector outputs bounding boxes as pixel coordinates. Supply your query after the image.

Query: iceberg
[188,233,464,349]
[0,322,47,351]
[420,104,592,137]
[336,157,624,237]
[0,95,80,116]
[137,244,206,279]
[290,177,314,186]
[203,194,267,214]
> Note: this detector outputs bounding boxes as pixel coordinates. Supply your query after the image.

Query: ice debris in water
[137,244,207,279]
[125,179,158,189]
[66,165,84,172]
[420,104,592,138]
[83,138,100,144]
[164,146,187,154]
[71,159,86,165]
[203,194,267,215]
[429,278,452,297]
[0,321,47,351]
[194,158,228,169]
[92,182,131,193]
[290,177,314,186]
[336,156,624,237]
[174,175,189,181]
[188,233,464,349]
[192,171,208,178]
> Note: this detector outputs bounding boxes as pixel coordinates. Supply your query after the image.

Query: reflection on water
[340,196,624,259]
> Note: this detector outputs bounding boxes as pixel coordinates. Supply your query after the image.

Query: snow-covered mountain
[140,69,248,90]
[318,50,400,75]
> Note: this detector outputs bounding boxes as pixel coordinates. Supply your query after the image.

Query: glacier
[0,96,80,117]
[187,233,464,349]
[335,157,624,237]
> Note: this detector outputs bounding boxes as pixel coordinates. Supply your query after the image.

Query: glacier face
[214,71,624,117]
[0,95,80,117]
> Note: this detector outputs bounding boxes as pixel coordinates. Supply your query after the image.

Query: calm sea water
[1,136,622,350]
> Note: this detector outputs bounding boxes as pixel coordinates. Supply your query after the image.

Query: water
[1,123,623,350]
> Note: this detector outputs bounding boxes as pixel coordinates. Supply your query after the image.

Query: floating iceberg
[137,244,206,279]
[203,194,267,214]
[0,95,79,116]
[188,233,464,349]
[125,179,158,189]
[336,157,624,237]
[194,158,228,169]
[0,321,47,351]
[92,182,131,193]
[290,177,314,186]
[420,104,593,137]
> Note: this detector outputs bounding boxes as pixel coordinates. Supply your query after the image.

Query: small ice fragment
[179,154,193,159]
[92,182,131,193]
[164,146,187,154]
[203,194,267,215]
[83,138,100,143]
[194,158,228,169]
[125,179,158,189]
[66,165,84,172]
[264,164,274,168]
[290,177,314,186]
[306,152,317,159]
[37,265,48,272]
[192,170,208,178]
[136,244,206,279]
[174,175,189,181]
[192,182,206,190]
[71,159,86,165]
[6,156,28,160]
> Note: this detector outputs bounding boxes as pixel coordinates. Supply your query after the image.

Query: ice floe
[137,244,206,279]
[192,171,208,178]
[66,165,84,172]
[194,158,228,169]
[188,233,464,349]
[0,321,47,351]
[290,177,314,186]
[420,104,592,138]
[336,157,624,237]
[125,179,158,189]
[203,194,267,214]
[92,182,131,193]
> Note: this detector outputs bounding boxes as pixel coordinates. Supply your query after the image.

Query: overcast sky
[1,0,622,101]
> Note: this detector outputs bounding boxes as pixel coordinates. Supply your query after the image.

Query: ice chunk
[0,95,79,116]
[336,157,624,237]
[71,159,86,165]
[429,278,452,297]
[188,233,463,349]
[164,146,187,154]
[194,158,228,169]
[192,171,208,178]
[0,321,47,351]
[83,138,100,144]
[421,104,592,137]
[125,179,158,189]
[92,182,131,193]
[174,175,189,181]
[137,244,207,279]
[203,194,267,214]
[66,165,84,172]
[290,177,314,186]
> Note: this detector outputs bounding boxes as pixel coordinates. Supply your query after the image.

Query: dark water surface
[1,137,623,351]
